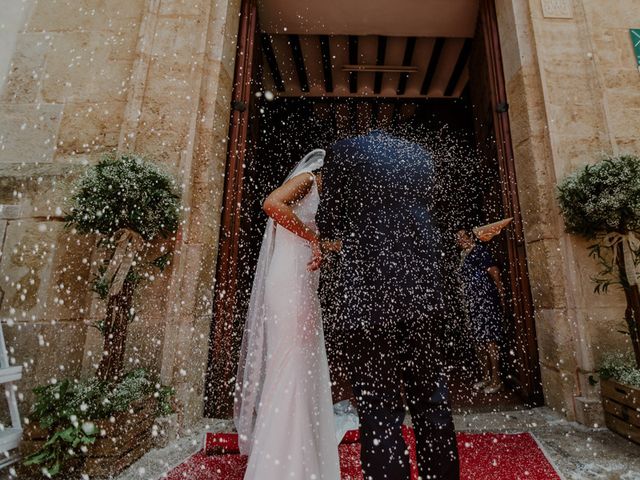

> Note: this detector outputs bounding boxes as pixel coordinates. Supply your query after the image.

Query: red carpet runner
[166,427,561,480]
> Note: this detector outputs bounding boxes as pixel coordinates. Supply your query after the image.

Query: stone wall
[0,0,241,426]
[0,1,35,86]
[496,0,640,423]
[1,0,639,429]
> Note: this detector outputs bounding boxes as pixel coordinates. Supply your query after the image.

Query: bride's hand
[322,239,342,253]
[308,240,324,271]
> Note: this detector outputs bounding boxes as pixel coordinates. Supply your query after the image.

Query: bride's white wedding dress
[235,150,340,480]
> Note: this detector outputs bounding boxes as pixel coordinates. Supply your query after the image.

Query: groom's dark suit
[317,129,460,480]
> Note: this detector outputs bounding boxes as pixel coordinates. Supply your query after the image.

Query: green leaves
[91,275,110,300]
[599,353,640,388]
[558,155,640,292]
[65,154,180,345]
[588,239,620,293]
[152,252,172,271]
[66,153,180,242]
[24,423,95,476]
[23,369,175,476]
[558,154,640,237]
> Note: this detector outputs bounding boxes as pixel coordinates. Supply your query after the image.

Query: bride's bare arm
[263,173,320,245]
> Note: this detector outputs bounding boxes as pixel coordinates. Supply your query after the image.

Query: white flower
[81,421,95,435]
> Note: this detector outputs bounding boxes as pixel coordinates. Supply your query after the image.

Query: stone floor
[110,407,640,480]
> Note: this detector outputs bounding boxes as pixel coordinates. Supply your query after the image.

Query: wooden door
[204,0,258,418]
[205,0,543,417]
[475,0,543,405]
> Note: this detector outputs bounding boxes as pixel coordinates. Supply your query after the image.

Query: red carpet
[166,427,561,480]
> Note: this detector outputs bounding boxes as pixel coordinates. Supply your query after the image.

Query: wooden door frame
[204,0,258,418]
[205,0,543,418]
[478,0,542,405]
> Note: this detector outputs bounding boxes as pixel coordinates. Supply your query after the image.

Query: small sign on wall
[631,29,640,71]
[541,0,573,19]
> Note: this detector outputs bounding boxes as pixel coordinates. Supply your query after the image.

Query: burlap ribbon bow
[602,231,640,286]
[103,229,145,296]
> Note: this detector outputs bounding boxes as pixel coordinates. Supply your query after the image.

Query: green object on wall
[631,29,640,69]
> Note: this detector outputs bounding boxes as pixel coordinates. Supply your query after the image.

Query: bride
[234,149,341,479]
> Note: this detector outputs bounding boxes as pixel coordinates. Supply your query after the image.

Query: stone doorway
[205,0,542,418]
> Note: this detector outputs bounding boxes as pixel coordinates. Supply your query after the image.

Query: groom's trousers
[344,296,460,480]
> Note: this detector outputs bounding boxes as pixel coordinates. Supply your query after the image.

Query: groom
[314,128,460,480]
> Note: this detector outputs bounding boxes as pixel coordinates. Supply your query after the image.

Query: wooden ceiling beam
[261,33,475,98]
[261,33,286,92]
[288,34,310,93]
[444,38,472,96]
[396,36,417,95]
[348,35,359,94]
[374,36,387,94]
[420,37,445,96]
[319,35,334,93]
[342,65,417,73]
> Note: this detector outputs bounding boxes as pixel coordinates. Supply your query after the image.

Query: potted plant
[598,353,640,444]
[21,369,175,478]
[558,154,640,444]
[66,153,180,382]
[21,153,181,477]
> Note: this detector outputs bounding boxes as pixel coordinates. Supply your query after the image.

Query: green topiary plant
[66,153,180,241]
[66,153,180,382]
[558,154,640,370]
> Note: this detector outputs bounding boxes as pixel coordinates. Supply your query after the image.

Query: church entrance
[205,0,542,417]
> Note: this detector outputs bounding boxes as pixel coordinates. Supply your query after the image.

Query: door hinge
[232,100,247,112]
[496,102,509,113]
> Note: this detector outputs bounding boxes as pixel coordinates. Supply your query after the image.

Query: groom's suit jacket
[317,129,446,329]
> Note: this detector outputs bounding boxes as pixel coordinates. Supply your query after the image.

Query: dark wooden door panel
[477,0,542,405]
[205,0,258,419]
